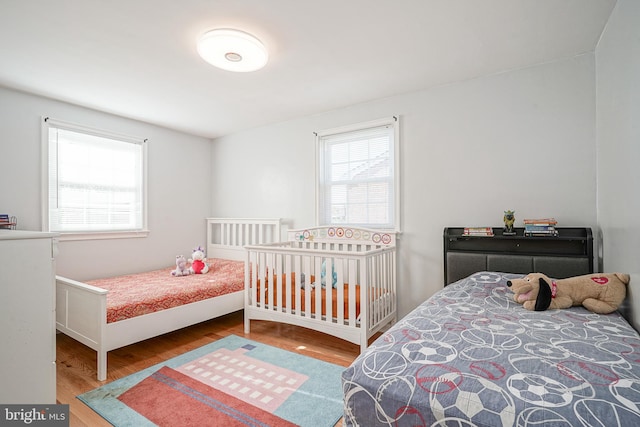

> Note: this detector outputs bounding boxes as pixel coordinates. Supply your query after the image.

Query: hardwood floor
[56,310,363,426]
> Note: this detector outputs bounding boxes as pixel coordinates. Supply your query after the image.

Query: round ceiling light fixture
[197,28,268,72]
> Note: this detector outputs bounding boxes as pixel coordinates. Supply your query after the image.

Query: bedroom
[0,0,639,425]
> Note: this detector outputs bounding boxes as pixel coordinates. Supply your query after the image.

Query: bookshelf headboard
[443,227,594,286]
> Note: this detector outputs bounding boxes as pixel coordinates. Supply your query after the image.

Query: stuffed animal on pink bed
[171,255,191,276]
[188,246,210,274]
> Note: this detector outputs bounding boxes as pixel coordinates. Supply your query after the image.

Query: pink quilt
[87,258,244,323]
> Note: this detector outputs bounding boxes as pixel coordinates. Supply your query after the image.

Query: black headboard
[444,227,594,286]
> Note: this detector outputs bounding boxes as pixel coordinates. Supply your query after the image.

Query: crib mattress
[88,258,244,323]
[253,273,362,318]
[342,271,640,426]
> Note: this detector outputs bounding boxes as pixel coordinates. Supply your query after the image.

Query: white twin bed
[55,218,281,381]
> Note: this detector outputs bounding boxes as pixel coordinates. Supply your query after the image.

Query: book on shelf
[524,227,559,237]
[524,225,556,232]
[523,218,558,226]
[463,227,494,236]
[523,218,559,236]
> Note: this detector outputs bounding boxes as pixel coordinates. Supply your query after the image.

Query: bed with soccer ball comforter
[341,271,640,426]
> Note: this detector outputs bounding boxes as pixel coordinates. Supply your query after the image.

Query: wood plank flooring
[56,310,364,427]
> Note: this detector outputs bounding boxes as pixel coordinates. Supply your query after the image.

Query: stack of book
[0,214,13,229]
[463,227,494,237]
[524,218,558,236]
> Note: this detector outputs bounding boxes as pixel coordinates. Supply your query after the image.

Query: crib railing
[244,240,396,350]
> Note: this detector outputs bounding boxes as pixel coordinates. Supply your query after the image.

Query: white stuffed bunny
[171,255,191,276]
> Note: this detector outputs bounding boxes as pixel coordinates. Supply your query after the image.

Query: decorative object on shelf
[463,227,494,237]
[0,214,17,230]
[503,210,516,236]
[523,218,558,236]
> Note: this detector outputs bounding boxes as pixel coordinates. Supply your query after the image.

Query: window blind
[317,121,396,229]
[46,120,146,234]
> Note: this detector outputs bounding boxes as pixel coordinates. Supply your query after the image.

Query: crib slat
[336,259,344,325]
[314,256,322,320]
[325,257,333,322]
[368,256,374,327]
[285,254,292,315]
[294,255,306,316]
[348,259,357,327]
[360,257,369,334]
[260,252,267,310]
[386,251,392,318]
[294,255,301,316]
[373,253,385,325]
[375,253,382,325]
[270,252,276,310]
[303,255,311,319]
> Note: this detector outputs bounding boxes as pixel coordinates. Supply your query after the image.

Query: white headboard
[207,218,281,261]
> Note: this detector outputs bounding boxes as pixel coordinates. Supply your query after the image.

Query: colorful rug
[78,335,344,427]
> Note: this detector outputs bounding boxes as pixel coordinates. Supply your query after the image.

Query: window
[42,117,148,239]
[316,117,400,230]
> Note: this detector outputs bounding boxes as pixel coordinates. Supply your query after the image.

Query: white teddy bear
[188,246,210,274]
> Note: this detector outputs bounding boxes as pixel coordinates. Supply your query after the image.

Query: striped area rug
[78,335,344,427]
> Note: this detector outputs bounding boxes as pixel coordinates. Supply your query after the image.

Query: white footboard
[56,276,108,379]
[244,227,396,351]
[56,276,244,381]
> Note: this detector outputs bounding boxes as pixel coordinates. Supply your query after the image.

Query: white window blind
[317,117,399,230]
[43,118,147,236]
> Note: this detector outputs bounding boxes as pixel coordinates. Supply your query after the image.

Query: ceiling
[0,0,616,139]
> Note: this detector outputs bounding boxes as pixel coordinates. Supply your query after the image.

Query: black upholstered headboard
[443,227,594,286]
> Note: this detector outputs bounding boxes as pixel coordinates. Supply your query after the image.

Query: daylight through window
[316,117,399,230]
[43,118,147,237]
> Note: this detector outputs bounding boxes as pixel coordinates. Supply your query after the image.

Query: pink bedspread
[87,258,244,323]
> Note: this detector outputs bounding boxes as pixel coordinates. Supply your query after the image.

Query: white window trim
[41,116,149,241]
[315,116,401,232]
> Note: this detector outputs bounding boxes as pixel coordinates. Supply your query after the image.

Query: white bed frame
[244,226,397,351]
[55,218,281,381]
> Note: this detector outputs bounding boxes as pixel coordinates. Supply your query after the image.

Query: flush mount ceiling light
[197,28,268,72]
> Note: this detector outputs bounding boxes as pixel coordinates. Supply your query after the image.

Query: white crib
[244,226,397,351]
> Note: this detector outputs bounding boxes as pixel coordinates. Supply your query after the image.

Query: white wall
[595,0,640,330]
[596,0,640,273]
[212,55,598,317]
[0,87,212,280]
